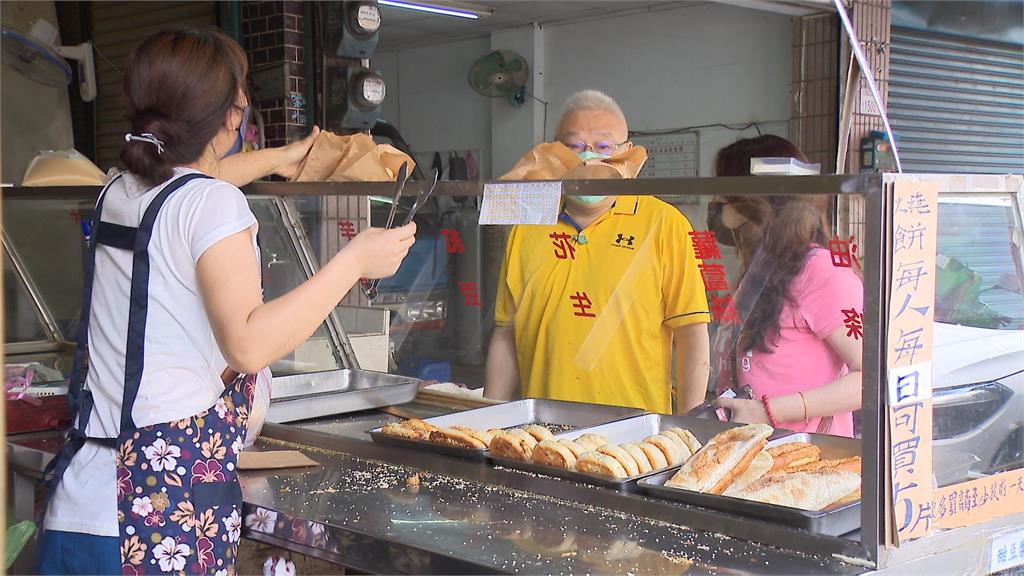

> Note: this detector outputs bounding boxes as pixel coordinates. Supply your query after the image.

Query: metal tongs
[363,163,439,301]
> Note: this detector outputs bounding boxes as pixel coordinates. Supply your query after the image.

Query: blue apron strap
[42,173,123,502]
[43,172,212,506]
[120,173,211,433]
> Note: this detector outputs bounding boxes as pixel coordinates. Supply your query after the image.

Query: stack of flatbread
[665,424,861,511]
[381,419,558,451]
[495,427,702,480]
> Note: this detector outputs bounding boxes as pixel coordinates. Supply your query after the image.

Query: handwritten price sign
[886,181,939,545]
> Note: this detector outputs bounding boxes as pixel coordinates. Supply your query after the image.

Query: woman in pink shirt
[711,136,863,437]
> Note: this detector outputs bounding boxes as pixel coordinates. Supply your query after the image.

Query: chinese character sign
[886,181,939,545]
[929,468,1024,534]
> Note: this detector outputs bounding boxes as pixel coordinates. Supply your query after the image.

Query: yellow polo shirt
[494,196,710,413]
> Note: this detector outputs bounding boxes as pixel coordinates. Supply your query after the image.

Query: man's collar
[611,196,640,215]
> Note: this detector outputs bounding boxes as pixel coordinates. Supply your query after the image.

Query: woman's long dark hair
[714,135,830,354]
[120,28,248,186]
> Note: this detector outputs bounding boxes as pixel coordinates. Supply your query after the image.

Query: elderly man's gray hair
[556,89,627,133]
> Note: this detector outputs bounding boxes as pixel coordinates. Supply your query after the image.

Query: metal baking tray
[267,369,419,423]
[638,432,862,535]
[488,413,779,492]
[368,398,645,461]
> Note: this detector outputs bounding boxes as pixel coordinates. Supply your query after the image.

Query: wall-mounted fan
[468,49,529,102]
[2,19,96,101]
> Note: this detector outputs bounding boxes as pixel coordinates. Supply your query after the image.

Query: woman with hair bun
[708,135,862,437]
[39,28,416,575]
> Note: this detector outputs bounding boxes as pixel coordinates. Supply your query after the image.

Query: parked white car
[931,193,1024,487]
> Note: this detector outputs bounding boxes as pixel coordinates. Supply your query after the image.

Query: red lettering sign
[338,220,357,240]
[441,229,465,254]
[458,281,482,307]
[842,307,864,340]
[689,230,722,261]
[699,263,730,292]
[710,293,740,325]
[828,235,861,269]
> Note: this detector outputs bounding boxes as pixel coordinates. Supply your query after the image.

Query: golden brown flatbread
[730,470,861,510]
[575,433,610,451]
[558,439,587,459]
[723,451,775,495]
[644,434,684,466]
[637,442,669,470]
[532,440,578,469]
[429,427,487,449]
[666,423,774,494]
[766,442,821,474]
[523,425,554,442]
[490,429,538,461]
[577,451,628,478]
[597,445,640,477]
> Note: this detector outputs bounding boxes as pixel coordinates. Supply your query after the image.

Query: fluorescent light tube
[378,0,493,20]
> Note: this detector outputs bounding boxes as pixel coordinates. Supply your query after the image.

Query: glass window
[2,197,91,340]
[3,252,50,344]
[932,193,1024,486]
[248,198,343,376]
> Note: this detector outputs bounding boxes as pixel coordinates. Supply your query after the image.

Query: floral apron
[44,173,255,575]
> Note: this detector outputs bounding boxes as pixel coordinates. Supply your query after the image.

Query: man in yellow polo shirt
[483,90,711,413]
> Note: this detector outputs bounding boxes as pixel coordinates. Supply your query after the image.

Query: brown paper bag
[499,142,648,181]
[499,142,582,180]
[292,131,415,182]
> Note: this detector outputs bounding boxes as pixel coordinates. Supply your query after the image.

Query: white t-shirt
[45,168,259,536]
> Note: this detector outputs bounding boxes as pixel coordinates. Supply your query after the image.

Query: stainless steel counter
[243,411,867,575]
[8,407,866,574]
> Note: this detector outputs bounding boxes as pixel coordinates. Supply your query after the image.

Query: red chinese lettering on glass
[549,232,576,260]
[828,235,861,269]
[441,229,465,254]
[458,281,482,307]
[699,263,730,292]
[688,230,721,261]
[338,220,357,240]
[842,308,864,340]
[570,291,596,317]
[710,293,740,325]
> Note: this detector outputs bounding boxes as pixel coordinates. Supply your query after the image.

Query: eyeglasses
[562,139,628,156]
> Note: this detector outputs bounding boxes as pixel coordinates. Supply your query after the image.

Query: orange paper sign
[930,468,1024,531]
[887,181,939,545]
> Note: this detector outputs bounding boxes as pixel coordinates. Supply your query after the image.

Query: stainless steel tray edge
[267,369,419,424]
[487,453,661,493]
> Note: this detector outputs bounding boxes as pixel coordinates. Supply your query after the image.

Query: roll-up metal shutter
[91,2,216,171]
[888,27,1024,174]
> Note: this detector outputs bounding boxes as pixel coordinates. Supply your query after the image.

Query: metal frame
[2,175,887,564]
[873,173,1024,570]
[271,196,360,369]
[11,174,1023,569]
[2,230,65,345]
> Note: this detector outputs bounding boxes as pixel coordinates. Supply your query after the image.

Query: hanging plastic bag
[244,367,273,448]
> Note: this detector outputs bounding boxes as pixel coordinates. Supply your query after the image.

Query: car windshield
[936,196,1024,330]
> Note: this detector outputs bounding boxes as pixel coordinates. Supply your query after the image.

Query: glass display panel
[248,197,343,376]
[2,197,93,340]
[3,251,50,344]
[931,192,1024,487]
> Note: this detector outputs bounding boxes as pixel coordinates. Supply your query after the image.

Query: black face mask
[706,201,738,247]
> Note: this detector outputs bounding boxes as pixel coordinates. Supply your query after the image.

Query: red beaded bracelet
[762,395,780,427]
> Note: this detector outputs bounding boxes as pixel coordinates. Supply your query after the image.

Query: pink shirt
[737,248,863,437]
